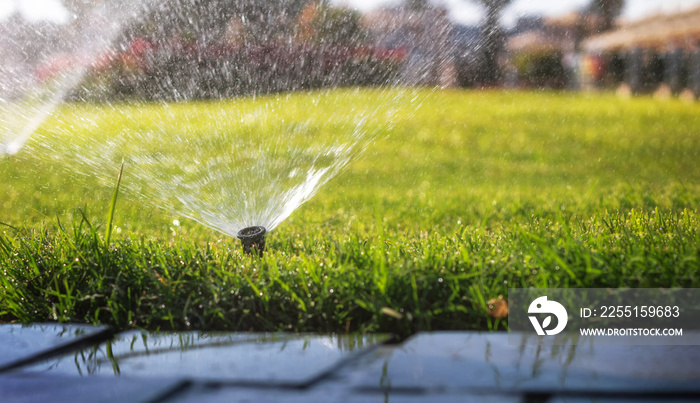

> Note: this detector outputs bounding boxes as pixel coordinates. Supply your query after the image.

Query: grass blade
[105,158,125,246]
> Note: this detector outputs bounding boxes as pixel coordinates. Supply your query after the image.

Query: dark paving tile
[165,383,348,403]
[163,335,523,403]
[167,384,521,403]
[344,391,522,403]
[0,373,186,403]
[0,323,112,373]
[548,399,700,403]
[24,331,388,385]
[351,332,700,395]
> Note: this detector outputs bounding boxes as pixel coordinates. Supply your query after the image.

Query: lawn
[1,89,699,336]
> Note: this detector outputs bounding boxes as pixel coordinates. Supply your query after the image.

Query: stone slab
[166,383,347,403]
[351,332,700,395]
[548,398,700,403]
[0,373,185,403]
[24,331,388,386]
[168,385,519,403]
[0,323,112,373]
[345,392,521,403]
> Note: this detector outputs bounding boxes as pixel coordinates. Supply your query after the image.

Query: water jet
[15,2,419,244]
[237,226,267,257]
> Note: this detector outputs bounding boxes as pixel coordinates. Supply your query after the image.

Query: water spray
[237,226,267,257]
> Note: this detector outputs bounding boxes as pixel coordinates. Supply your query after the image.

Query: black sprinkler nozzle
[237,226,267,256]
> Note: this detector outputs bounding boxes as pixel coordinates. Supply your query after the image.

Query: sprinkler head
[237,226,267,257]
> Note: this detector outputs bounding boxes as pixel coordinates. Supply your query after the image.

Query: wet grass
[1,89,699,336]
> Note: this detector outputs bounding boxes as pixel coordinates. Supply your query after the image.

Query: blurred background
[1,0,698,101]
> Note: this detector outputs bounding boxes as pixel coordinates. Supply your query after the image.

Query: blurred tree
[311,3,366,47]
[138,0,310,43]
[474,0,512,85]
[406,0,429,10]
[588,0,624,32]
[222,0,309,35]
[62,0,90,14]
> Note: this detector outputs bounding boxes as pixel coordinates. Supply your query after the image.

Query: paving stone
[547,398,700,403]
[351,332,700,395]
[23,331,388,385]
[344,391,523,402]
[166,384,520,403]
[0,323,111,373]
[165,383,348,403]
[0,373,186,403]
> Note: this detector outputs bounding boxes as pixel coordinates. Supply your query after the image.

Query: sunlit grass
[1,89,699,336]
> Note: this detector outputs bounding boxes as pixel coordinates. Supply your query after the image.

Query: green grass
[1,89,699,337]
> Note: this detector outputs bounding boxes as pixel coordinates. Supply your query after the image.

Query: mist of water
[36,88,413,238]
[0,0,154,155]
[6,1,433,239]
